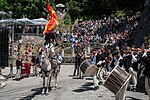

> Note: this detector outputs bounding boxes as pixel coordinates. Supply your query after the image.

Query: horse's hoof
[45,92,49,95]
[41,92,45,95]
[41,91,45,95]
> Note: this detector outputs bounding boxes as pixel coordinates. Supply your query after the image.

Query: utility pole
[8,20,15,78]
[7,11,15,78]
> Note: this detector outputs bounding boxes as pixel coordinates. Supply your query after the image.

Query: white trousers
[129,67,137,88]
[145,76,150,98]
[93,71,99,88]
[97,67,105,83]
[16,68,21,78]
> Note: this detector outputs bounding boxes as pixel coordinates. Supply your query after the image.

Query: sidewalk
[0,74,7,90]
[0,67,14,89]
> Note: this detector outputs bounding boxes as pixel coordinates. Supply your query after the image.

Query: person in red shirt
[25,60,31,77]
[21,60,26,76]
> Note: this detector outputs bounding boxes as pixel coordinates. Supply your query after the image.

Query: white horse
[39,43,59,95]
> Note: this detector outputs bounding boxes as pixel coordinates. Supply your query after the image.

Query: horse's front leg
[45,71,52,95]
[41,72,45,95]
[54,73,58,88]
[49,71,52,90]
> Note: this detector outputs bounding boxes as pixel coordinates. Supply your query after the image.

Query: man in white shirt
[56,52,63,71]
[91,49,99,91]
[128,51,138,92]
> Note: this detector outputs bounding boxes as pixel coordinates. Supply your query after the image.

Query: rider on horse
[39,0,60,94]
[43,0,59,47]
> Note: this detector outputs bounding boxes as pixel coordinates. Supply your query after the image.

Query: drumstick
[95,65,99,69]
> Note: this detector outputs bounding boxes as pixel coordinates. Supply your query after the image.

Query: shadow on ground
[72,82,94,93]
[19,86,58,100]
[125,96,142,100]
[19,87,42,100]
[84,77,93,80]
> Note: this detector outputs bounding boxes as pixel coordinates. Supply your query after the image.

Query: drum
[103,65,131,96]
[80,59,97,77]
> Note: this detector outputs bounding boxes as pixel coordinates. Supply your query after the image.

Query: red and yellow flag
[43,1,59,35]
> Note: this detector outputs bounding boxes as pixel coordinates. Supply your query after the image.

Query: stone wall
[61,46,91,64]
[62,57,75,64]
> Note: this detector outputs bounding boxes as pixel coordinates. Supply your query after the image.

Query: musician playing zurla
[141,51,150,98]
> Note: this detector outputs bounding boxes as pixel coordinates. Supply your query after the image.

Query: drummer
[109,50,127,100]
[96,48,107,84]
[109,50,124,70]
[91,48,100,90]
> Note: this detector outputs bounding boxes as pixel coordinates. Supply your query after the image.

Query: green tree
[0,0,144,20]
[64,13,71,25]
[66,0,81,21]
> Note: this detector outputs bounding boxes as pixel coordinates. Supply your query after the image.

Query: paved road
[0,65,149,100]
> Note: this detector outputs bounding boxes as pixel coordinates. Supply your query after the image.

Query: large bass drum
[80,59,97,77]
[103,65,131,96]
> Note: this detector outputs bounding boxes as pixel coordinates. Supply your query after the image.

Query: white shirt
[114,55,123,66]
[56,55,63,64]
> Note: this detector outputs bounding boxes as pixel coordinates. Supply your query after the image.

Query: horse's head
[45,43,55,58]
[40,50,52,71]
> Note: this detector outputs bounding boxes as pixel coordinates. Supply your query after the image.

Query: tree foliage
[65,0,143,21]
[0,0,144,20]
[64,13,71,25]
[0,0,55,19]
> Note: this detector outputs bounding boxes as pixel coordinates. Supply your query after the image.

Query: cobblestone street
[0,65,149,100]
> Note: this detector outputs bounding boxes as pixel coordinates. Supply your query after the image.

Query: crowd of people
[13,36,63,79]
[8,13,150,98]
[72,14,150,99]
[15,43,40,79]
